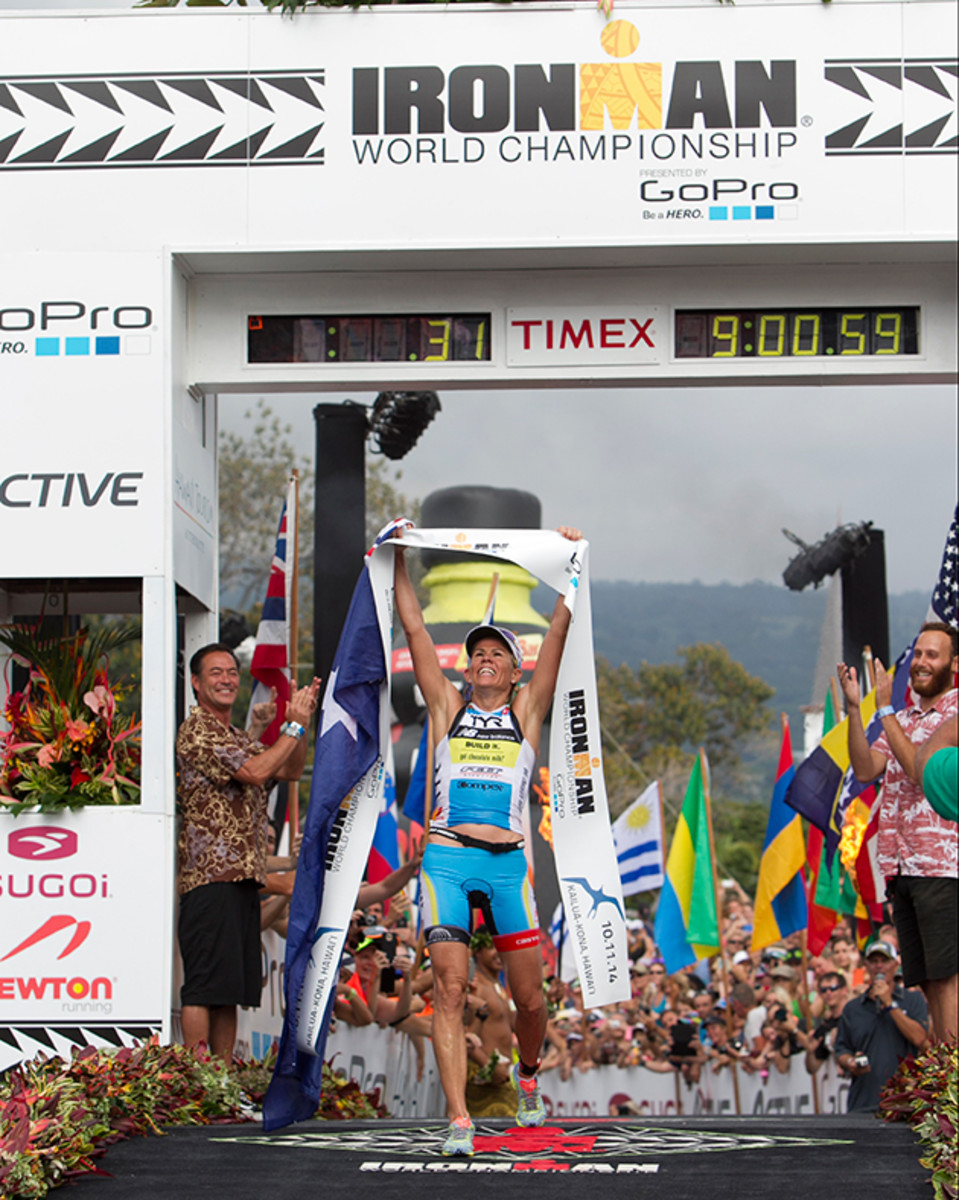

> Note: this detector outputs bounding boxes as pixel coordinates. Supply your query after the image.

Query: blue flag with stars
[263,565,386,1131]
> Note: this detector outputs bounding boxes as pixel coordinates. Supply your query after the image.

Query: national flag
[805,826,839,955]
[653,751,720,974]
[751,717,807,951]
[612,781,665,894]
[368,761,400,884]
[247,482,295,745]
[401,721,430,828]
[549,901,577,984]
[805,687,841,953]
[263,566,387,1132]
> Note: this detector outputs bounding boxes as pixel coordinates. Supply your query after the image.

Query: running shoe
[441,1117,475,1156]
[511,1061,546,1127]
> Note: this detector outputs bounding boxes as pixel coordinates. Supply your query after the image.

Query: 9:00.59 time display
[675,308,919,359]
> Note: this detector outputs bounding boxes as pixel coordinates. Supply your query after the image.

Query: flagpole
[289,469,301,843]
[701,747,741,1117]
[800,926,820,1115]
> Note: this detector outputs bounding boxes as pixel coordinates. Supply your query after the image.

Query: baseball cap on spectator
[703,1013,725,1028]
[863,939,897,960]
[732,950,752,965]
[770,964,797,981]
[762,947,788,962]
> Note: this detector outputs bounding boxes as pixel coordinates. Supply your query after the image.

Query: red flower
[70,766,92,788]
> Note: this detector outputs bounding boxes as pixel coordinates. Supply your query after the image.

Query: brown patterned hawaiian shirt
[175,706,271,895]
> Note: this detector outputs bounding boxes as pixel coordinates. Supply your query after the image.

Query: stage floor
[68,1114,929,1200]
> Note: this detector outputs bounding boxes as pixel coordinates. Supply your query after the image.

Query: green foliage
[598,643,774,797]
[880,1040,958,1199]
[0,623,142,815]
[0,1040,248,1199]
[598,643,775,891]
[0,1040,390,1199]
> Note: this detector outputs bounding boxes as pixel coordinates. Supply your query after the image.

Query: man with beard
[838,621,958,1043]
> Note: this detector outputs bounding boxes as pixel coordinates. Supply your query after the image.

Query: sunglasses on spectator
[819,984,843,992]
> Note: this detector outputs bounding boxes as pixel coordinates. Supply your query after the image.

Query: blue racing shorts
[419,843,540,952]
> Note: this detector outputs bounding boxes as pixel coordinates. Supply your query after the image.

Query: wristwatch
[876,705,895,719]
[282,720,306,740]
[885,1002,900,1013]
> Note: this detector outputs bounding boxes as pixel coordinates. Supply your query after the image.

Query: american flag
[247,480,296,745]
[928,507,958,629]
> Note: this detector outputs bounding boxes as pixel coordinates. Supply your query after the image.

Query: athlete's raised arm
[513,526,582,747]
[393,539,461,735]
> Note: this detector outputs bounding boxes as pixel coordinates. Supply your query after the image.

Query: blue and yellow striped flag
[751,716,807,951]
[653,751,720,974]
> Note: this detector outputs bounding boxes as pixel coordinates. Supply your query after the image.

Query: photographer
[834,940,929,1111]
[765,1004,807,1075]
[805,971,849,1076]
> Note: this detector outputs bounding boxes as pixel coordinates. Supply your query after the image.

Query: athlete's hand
[556,525,583,542]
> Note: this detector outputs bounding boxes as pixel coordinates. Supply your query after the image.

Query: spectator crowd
[264,864,931,1116]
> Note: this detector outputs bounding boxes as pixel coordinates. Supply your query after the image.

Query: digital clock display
[248,314,491,364]
[675,308,919,359]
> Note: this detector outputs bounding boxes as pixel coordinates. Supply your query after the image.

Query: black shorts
[178,880,262,1008]
[887,875,958,987]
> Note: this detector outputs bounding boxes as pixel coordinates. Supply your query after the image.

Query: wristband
[886,1002,900,1013]
[876,705,895,719]
[284,720,306,740]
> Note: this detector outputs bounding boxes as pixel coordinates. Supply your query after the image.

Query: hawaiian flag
[247,480,296,745]
[263,564,387,1131]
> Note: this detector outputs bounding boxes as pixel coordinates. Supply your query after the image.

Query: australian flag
[263,564,386,1131]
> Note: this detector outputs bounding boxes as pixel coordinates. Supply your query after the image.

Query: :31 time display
[248,314,491,364]
[675,308,919,359]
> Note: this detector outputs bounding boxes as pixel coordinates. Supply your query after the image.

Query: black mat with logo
[66,1113,929,1200]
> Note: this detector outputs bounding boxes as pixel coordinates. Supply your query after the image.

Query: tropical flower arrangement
[0,623,142,814]
[880,1039,958,1199]
[0,1039,388,1199]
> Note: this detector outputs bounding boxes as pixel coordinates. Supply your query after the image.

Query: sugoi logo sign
[1,914,92,962]
[351,20,798,167]
[8,826,78,861]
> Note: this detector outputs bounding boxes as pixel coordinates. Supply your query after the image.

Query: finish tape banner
[391,526,628,1008]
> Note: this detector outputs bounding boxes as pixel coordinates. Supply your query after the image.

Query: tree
[597,643,777,892]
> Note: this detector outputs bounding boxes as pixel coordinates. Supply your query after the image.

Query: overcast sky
[219,384,958,593]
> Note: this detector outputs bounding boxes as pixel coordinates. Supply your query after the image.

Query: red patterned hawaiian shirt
[873,689,958,879]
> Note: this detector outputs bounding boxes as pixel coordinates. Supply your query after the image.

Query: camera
[852,1053,870,1070]
[773,1007,788,1022]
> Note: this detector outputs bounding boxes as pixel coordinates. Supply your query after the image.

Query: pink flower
[37,744,60,768]
[65,718,91,742]
[84,685,115,722]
